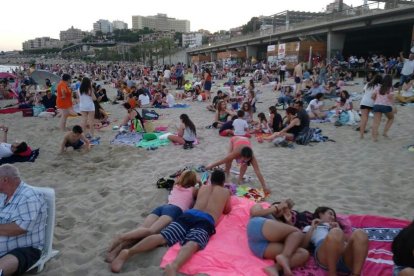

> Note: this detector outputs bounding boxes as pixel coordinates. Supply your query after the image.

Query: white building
[132,13,190,33]
[182,33,203,48]
[60,26,87,42]
[93,19,113,34]
[112,20,128,30]
[22,37,62,50]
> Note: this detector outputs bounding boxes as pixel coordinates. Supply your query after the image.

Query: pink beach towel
[161,198,410,276]
[160,197,272,275]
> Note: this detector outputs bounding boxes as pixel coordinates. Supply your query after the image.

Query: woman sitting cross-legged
[106,170,199,263]
[263,107,304,142]
[167,114,197,149]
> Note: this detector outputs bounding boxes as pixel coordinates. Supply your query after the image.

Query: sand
[1,77,413,275]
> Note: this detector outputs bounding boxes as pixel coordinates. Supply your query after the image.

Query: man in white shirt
[0,126,28,160]
[162,89,175,108]
[399,51,414,92]
[138,92,150,106]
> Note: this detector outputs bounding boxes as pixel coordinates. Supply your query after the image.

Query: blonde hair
[177,170,197,188]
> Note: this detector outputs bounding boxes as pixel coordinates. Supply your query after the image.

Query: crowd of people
[1,48,413,275]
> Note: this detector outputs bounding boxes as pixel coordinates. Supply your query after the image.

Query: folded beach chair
[27,186,59,273]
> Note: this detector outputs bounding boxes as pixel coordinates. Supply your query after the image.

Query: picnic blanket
[161,197,410,276]
[110,132,143,146]
[0,149,40,165]
[154,104,190,109]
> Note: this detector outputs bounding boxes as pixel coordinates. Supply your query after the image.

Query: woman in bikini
[213,100,235,128]
[206,136,270,194]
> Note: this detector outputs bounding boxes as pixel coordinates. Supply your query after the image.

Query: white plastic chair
[27,186,59,273]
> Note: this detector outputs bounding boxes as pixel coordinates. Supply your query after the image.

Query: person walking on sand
[56,74,73,131]
[110,169,232,275]
[78,77,97,139]
[371,75,395,142]
[205,136,270,195]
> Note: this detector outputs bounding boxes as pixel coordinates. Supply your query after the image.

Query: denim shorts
[393,265,409,276]
[314,239,351,274]
[247,217,268,258]
[373,104,392,113]
[151,204,183,220]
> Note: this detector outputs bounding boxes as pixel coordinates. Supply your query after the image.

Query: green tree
[242,17,261,34]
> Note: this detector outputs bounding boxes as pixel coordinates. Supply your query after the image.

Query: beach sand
[1,78,413,275]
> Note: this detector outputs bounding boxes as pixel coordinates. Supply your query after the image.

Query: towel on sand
[136,132,170,148]
[110,132,143,146]
[0,149,40,165]
[161,197,410,276]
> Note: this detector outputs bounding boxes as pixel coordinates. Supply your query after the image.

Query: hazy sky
[1,0,368,51]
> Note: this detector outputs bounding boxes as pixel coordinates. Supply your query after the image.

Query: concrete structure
[132,13,190,33]
[182,33,203,48]
[93,19,113,34]
[60,26,87,42]
[22,37,62,50]
[112,20,128,30]
[326,0,352,13]
[187,4,414,63]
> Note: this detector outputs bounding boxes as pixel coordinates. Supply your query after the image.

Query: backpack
[156,178,175,190]
[296,127,316,145]
[142,109,160,120]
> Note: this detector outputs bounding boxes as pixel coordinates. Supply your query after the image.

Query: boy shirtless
[60,125,90,153]
[110,169,232,274]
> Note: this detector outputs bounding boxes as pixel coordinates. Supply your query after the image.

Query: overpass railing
[189,2,406,52]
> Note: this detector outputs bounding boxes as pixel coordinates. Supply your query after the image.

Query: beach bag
[295,128,315,145]
[335,111,350,126]
[132,118,144,132]
[144,121,155,133]
[33,105,45,117]
[142,109,159,120]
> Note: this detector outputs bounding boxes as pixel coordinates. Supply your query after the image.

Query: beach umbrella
[30,70,61,85]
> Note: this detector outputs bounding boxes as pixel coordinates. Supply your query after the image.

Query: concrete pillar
[327,31,346,61]
[210,51,217,62]
[246,46,258,61]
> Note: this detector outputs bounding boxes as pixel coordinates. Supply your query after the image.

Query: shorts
[393,265,410,276]
[400,74,411,86]
[1,247,41,275]
[204,81,212,91]
[160,209,215,250]
[372,104,392,113]
[314,240,351,274]
[65,140,84,150]
[294,77,301,84]
[151,204,183,220]
[360,105,373,110]
[247,217,268,258]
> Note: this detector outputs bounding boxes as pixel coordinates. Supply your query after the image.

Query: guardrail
[189,2,408,52]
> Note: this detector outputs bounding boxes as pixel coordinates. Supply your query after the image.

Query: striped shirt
[0,182,47,256]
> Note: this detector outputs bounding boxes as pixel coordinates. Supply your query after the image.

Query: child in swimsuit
[60,125,90,153]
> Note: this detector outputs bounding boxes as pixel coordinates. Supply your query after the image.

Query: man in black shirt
[41,90,57,110]
[293,100,310,130]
